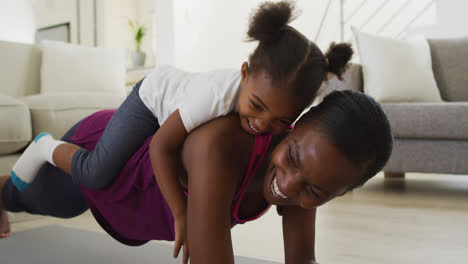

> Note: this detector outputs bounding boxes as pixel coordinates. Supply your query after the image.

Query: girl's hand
[173,214,189,264]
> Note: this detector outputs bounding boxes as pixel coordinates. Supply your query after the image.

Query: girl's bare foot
[0,176,11,238]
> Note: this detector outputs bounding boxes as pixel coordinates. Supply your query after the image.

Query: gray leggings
[71,79,159,189]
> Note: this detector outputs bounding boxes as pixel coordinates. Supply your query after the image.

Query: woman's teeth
[248,120,260,134]
[271,176,287,199]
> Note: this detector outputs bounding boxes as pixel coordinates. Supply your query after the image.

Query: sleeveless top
[70,110,272,246]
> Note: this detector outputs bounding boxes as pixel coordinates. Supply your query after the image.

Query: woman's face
[262,122,364,209]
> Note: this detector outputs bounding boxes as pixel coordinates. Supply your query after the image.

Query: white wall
[136,0,156,66]
[33,0,155,66]
[154,0,175,67]
[427,0,468,38]
[34,0,97,46]
[96,0,137,49]
[155,0,333,72]
[153,0,442,70]
[0,0,35,44]
[79,0,96,45]
[96,0,155,66]
[171,0,261,71]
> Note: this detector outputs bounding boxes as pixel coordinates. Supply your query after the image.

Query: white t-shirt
[138,65,241,132]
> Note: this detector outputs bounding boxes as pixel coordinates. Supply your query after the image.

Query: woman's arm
[186,153,237,264]
[282,206,318,264]
[182,116,248,264]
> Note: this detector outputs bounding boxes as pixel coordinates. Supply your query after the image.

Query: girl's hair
[247,1,353,108]
[298,90,394,189]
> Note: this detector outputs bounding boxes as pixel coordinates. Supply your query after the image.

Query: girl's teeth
[248,120,259,134]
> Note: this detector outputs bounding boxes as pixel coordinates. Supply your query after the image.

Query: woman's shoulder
[185,114,252,150]
[182,114,254,169]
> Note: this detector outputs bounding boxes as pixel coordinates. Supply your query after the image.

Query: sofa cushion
[40,40,127,96]
[352,28,442,102]
[382,102,468,140]
[0,95,32,154]
[21,93,125,138]
[428,38,468,101]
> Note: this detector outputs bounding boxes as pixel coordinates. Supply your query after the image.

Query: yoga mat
[0,225,280,264]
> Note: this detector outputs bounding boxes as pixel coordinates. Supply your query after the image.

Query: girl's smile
[236,62,305,136]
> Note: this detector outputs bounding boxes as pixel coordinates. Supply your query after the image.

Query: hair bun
[325,42,354,80]
[247,1,297,45]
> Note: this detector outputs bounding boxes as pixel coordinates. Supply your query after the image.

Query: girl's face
[236,62,304,135]
[262,122,364,209]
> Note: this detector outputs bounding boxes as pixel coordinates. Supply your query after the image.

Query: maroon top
[70,110,272,246]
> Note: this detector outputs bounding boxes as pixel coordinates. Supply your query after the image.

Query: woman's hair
[246,1,354,108]
[298,90,394,189]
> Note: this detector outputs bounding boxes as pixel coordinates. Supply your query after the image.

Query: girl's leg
[10,133,65,190]
[12,78,159,190]
[68,78,159,189]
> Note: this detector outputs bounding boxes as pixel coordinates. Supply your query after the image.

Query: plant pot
[131,51,146,67]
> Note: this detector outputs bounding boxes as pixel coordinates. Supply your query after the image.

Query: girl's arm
[149,110,189,259]
[281,206,318,264]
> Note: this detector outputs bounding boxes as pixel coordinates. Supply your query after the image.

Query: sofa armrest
[21,93,125,138]
[0,94,32,155]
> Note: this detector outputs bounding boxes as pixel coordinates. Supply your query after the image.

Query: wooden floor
[8,172,468,264]
[314,173,468,264]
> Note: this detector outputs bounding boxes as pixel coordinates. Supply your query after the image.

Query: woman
[0,90,392,264]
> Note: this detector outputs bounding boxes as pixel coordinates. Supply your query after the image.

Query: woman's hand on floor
[173,213,189,264]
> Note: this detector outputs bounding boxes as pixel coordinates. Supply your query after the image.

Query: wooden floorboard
[9,172,468,264]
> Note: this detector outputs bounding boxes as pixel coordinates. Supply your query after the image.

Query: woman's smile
[265,164,289,203]
[271,173,287,199]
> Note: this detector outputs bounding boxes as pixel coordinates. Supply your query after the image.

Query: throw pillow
[40,40,127,96]
[352,28,442,102]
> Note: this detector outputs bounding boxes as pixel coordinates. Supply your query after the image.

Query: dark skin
[47,61,304,264]
[180,114,364,264]
[48,61,303,263]
[150,62,304,263]
[0,113,364,263]
[0,176,11,238]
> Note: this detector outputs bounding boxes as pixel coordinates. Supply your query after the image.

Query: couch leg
[384,172,405,178]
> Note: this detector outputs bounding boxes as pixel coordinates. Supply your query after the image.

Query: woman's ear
[241,61,249,82]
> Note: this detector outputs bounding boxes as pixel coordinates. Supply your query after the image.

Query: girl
[10,1,353,258]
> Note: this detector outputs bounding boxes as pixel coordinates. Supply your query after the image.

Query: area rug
[0,225,280,264]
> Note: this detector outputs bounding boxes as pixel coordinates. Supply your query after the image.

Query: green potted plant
[128,19,147,67]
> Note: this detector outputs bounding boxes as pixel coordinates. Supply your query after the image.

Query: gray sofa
[319,37,468,177]
[0,40,126,176]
